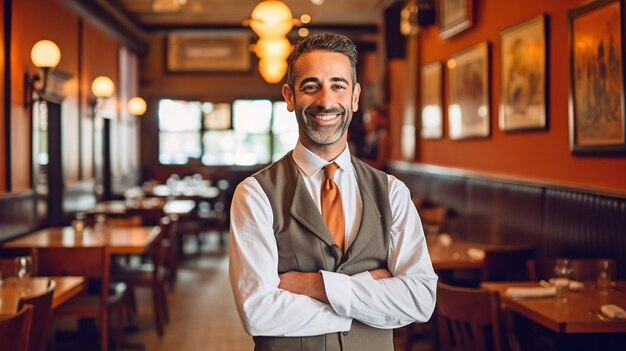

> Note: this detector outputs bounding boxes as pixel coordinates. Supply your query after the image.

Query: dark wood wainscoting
[388,161,626,279]
[0,191,40,243]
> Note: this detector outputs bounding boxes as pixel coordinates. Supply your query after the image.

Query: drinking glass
[94,214,107,233]
[14,256,32,287]
[72,212,86,233]
[553,258,572,303]
[596,259,612,292]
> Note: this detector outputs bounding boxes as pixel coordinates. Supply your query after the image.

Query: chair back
[18,280,56,351]
[526,258,617,281]
[482,246,535,282]
[162,215,180,290]
[35,247,112,351]
[437,282,506,351]
[0,304,34,351]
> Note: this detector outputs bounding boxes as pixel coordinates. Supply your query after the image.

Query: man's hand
[369,268,392,280]
[279,272,329,303]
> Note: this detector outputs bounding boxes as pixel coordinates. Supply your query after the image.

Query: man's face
[282,51,361,149]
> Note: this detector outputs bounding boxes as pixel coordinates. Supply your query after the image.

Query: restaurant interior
[1,0,626,350]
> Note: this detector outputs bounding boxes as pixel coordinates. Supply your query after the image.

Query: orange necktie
[321,163,345,252]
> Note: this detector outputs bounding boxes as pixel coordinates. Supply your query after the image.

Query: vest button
[343,332,348,336]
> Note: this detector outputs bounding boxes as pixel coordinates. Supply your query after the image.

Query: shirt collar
[293,141,352,178]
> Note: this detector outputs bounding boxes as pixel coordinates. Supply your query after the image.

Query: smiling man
[229,33,437,351]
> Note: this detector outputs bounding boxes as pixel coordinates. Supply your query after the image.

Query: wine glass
[14,256,32,287]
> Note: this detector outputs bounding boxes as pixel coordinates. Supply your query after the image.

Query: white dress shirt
[229,142,438,337]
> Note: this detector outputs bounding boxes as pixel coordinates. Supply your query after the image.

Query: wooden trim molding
[388,161,626,199]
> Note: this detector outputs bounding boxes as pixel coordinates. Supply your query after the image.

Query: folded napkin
[467,248,485,261]
[505,286,556,298]
[601,304,626,319]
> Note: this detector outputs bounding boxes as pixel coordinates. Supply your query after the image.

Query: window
[272,101,298,161]
[159,99,202,164]
[159,98,298,166]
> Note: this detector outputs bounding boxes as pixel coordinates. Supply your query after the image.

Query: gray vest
[253,152,394,351]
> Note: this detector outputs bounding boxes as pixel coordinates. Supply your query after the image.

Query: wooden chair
[0,304,34,351]
[18,280,56,351]
[437,282,508,351]
[162,215,180,291]
[526,258,616,281]
[112,216,170,336]
[482,246,535,282]
[36,247,127,351]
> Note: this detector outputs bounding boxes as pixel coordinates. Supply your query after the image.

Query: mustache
[304,106,345,115]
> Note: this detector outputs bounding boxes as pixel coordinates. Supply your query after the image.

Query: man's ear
[282,84,295,112]
[352,83,361,112]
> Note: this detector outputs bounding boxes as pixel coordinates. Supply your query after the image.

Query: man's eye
[302,85,318,92]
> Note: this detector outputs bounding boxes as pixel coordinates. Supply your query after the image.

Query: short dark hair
[286,32,358,90]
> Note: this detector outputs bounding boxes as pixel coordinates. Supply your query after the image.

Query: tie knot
[324,163,339,180]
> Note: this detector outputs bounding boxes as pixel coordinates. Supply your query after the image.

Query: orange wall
[11,0,80,191]
[81,20,121,179]
[416,0,626,193]
[0,0,5,192]
[6,0,138,192]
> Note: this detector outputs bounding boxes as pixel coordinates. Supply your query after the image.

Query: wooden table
[87,199,196,217]
[2,225,160,351]
[481,281,626,334]
[0,276,85,314]
[3,226,160,254]
[428,239,500,270]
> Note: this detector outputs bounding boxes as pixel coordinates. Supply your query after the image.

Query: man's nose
[315,87,335,109]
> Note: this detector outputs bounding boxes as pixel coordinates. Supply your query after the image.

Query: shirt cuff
[320,270,351,317]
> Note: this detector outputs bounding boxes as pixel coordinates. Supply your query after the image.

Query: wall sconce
[90,76,115,115]
[127,97,147,116]
[24,39,61,107]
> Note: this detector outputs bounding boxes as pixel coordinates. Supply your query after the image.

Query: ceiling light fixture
[245,0,299,38]
[128,97,147,116]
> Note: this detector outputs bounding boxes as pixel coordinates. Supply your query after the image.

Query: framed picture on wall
[440,0,473,40]
[421,61,443,139]
[447,42,490,140]
[499,15,548,131]
[569,0,626,155]
[166,32,251,73]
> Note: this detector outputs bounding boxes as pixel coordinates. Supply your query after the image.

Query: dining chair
[112,216,171,336]
[36,247,127,351]
[162,215,180,291]
[482,246,535,282]
[526,258,616,281]
[436,282,509,351]
[0,304,34,351]
[18,279,56,351]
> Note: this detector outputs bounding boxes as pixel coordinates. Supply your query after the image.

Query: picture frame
[447,42,490,140]
[421,61,444,139]
[569,0,626,155]
[499,15,548,131]
[166,32,251,73]
[440,0,473,40]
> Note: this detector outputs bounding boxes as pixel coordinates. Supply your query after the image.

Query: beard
[296,104,352,146]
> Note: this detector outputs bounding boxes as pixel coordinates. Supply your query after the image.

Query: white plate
[548,279,585,291]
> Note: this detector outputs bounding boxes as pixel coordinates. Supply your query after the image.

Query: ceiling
[112,0,389,29]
